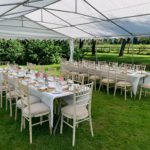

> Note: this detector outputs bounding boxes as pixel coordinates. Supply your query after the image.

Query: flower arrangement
[35,72,40,78]
[43,73,48,79]
[59,76,64,81]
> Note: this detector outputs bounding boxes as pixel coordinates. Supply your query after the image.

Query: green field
[0,90,150,150]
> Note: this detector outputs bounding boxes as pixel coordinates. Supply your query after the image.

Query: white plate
[39,86,47,90]
[52,91,61,94]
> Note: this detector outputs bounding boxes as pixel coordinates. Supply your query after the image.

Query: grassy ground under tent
[0,90,150,150]
[0,60,150,150]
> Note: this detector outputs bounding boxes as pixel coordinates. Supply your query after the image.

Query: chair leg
[130,89,132,98]
[60,115,63,134]
[125,88,127,101]
[72,119,76,147]
[23,117,26,129]
[6,97,8,111]
[29,118,32,144]
[89,116,94,137]
[121,88,123,95]
[48,114,52,134]
[9,99,12,117]
[99,82,102,91]
[94,80,96,90]
[40,116,43,125]
[139,87,142,100]
[15,99,18,120]
[107,84,109,95]
[114,85,117,96]
[20,115,23,132]
[0,92,2,108]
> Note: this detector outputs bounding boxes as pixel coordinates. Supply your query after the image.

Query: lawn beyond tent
[0,89,150,150]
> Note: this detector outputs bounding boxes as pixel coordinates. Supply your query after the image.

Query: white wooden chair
[88,66,100,90]
[139,83,150,100]
[114,70,132,100]
[0,71,8,108]
[135,65,146,72]
[19,81,51,144]
[48,67,57,77]
[3,72,18,117]
[15,77,41,120]
[99,66,115,95]
[79,66,89,83]
[60,82,94,146]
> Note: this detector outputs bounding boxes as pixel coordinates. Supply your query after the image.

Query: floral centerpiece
[35,72,40,79]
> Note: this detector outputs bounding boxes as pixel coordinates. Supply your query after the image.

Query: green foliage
[0,39,69,65]
[74,47,86,61]
[0,39,24,63]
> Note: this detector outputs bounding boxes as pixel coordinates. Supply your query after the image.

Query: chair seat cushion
[0,85,6,91]
[80,73,88,78]
[61,104,88,120]
[23,103,50,117]
[71,72,78,75]
[6,90,19,99]
[116,81,132,87]
[89,75,100,80]
[17,95,41,108]
[101,78,115,84]
[141,84,150,89]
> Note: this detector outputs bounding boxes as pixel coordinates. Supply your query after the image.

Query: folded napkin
[61,81,67,86]
[62,85,69,90]
[67,79,74,84]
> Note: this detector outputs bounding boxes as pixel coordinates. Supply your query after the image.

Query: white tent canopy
[0,16,67,39]
[1,0,150,39]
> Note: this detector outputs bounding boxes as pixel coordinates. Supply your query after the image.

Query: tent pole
[69,38,74,62]
[131,37,134,65]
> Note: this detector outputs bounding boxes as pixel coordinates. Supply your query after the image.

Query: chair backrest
[73,82,93,117]
[73,74,84,85]
[60,70,72,80]
[13,77,19,92]
[115,69,128,82]
[109,62,118,69]
[2,72,9,89]
[48,67,57,77]
[135,65,146,71]
[18,81,31,115]
[30,64,36,71]
[38,65,45,73]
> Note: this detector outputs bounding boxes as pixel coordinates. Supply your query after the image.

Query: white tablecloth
[0,70,73,127]
[29,86,72,127]
[93,68,149,95]
[1,69,150,126]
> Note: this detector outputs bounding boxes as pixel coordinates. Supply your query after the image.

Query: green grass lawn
[1,89,150,150]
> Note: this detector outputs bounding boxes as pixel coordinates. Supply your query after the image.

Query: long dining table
[0,68,73,128]
[63,62,150,95]
[96,68,149,95]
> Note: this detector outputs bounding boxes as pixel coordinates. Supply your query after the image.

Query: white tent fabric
[0,16,67,39]
[1,0,150,39]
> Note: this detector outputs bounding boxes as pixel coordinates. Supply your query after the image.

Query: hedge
[0,39,70,65]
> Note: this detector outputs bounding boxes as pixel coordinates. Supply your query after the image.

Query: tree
[119,38,127,57]
[79,39,84,49]
[91,39,96,56]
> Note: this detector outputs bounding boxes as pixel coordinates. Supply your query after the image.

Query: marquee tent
[1,0,150,39]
